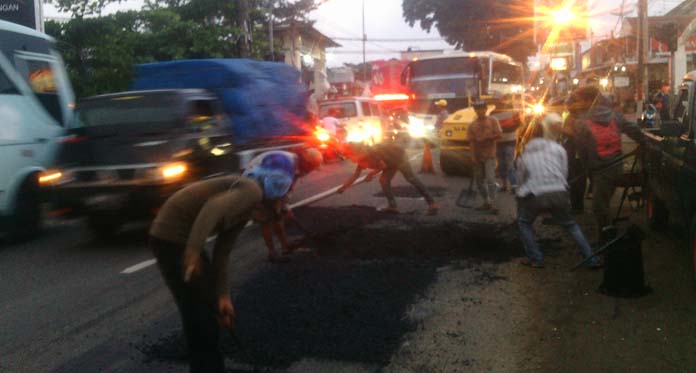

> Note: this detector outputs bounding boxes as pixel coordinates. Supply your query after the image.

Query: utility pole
[637,0,648,112]
[237,0,250,58]
[269,8,274,61]
[362,0,367,84]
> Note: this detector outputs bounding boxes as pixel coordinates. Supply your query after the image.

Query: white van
[0,20,74,239]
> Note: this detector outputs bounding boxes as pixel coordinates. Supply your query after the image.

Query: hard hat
[473,100,487,108]
[435,99,448,107]
[300,147,323,173]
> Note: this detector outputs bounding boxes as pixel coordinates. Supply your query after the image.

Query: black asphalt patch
[137,206,563,370]
[226,256,438,368]
[372,185,447,198]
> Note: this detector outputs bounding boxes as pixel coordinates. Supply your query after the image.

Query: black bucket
[598,225,652,298]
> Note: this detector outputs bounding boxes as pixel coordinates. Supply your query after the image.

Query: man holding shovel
[468,100,502,212]
[149,175,264,373]
[337,142,439,215]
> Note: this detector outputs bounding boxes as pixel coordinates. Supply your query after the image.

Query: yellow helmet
[435,99,448,107]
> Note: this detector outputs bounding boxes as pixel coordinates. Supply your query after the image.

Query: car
[319,97,387,145]
[40,89,237,236]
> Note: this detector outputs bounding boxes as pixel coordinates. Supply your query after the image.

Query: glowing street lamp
[550,7,576,26]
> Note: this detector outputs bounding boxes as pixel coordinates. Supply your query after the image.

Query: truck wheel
[440,151,473,177]
[440,151,460,175]
[87,215,120,238]
[646,191,668,230]
[6,175,42,242]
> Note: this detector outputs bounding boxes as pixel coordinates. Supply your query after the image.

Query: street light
[550,7,576,26]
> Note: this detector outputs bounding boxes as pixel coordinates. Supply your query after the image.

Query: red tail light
[58,135,87,144]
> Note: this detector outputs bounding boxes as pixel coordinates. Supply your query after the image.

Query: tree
[402,0,535,62]
[45,0,320,97]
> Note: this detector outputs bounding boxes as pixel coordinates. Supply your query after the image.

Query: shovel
[456,177,477,208]
[570,231,627,271]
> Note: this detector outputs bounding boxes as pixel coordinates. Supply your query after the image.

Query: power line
[330,36,446,42]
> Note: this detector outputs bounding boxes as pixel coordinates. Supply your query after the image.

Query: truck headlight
[39,169,74,185]
[39,170,63,185]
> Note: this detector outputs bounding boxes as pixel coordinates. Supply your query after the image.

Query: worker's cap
[473,100,488,108]
[243,166,294,200]
[299,147,323,173]
[435,99,448,107]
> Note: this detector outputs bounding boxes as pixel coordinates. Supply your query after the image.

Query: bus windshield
[406,57,481,113]
[410,57,479,77]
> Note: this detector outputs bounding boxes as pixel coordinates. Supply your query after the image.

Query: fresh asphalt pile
[138,205,564,370]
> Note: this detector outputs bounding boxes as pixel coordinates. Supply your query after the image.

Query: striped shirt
[515,138,569,198]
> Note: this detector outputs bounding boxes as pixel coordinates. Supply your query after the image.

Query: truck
[0,20,75,240]
[41,59,310,236]
[399,51,525,175]
[643,70,696,284]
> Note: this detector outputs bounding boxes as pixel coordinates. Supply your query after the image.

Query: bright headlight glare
[316,131,330,142]
[161,163,188,179]
[39,170,63,184]
[532,104,545,115]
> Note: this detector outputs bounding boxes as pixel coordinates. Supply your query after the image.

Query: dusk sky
[44,0,686,66]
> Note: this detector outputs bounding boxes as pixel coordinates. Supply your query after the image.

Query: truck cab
[0,20,75,240]
[41,89,236,236]
[643,70,696,283]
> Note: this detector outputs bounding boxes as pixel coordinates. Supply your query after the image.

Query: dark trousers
[380,160,434,207]
[568,157,587,211]
[150,237,225,373]
[592,163,623,229]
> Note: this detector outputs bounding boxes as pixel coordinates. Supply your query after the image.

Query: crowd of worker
[144,83,645,372]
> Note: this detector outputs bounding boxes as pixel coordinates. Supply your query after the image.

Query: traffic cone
[420,142,435,173]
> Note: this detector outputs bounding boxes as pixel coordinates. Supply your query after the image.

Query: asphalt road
[5,145,695,372]
[0,149,454,372]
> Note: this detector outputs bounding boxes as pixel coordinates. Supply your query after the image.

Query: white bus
[401,51,524,131]
[0,19,74,239]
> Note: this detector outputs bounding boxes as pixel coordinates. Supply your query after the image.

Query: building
[400,48,445,61]
[274,21,340,100]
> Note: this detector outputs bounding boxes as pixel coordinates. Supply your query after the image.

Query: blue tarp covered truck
[40,59,311,235]
[132,59,310,164]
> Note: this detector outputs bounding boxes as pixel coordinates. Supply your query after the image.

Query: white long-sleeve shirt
[515,138,569,198]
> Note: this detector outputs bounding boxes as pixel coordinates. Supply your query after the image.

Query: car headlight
[408,116,427,138]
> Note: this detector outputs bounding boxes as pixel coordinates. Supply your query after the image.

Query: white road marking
[123,150,426,274]
[121,259,157,274]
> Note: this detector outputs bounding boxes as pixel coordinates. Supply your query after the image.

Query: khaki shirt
[467,116,502,162]
[150,175,262,251]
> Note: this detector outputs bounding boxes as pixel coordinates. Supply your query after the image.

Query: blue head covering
[259,153,295,179]
[243,166,294,200]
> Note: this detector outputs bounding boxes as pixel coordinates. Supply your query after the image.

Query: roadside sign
[0,0,42,31]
